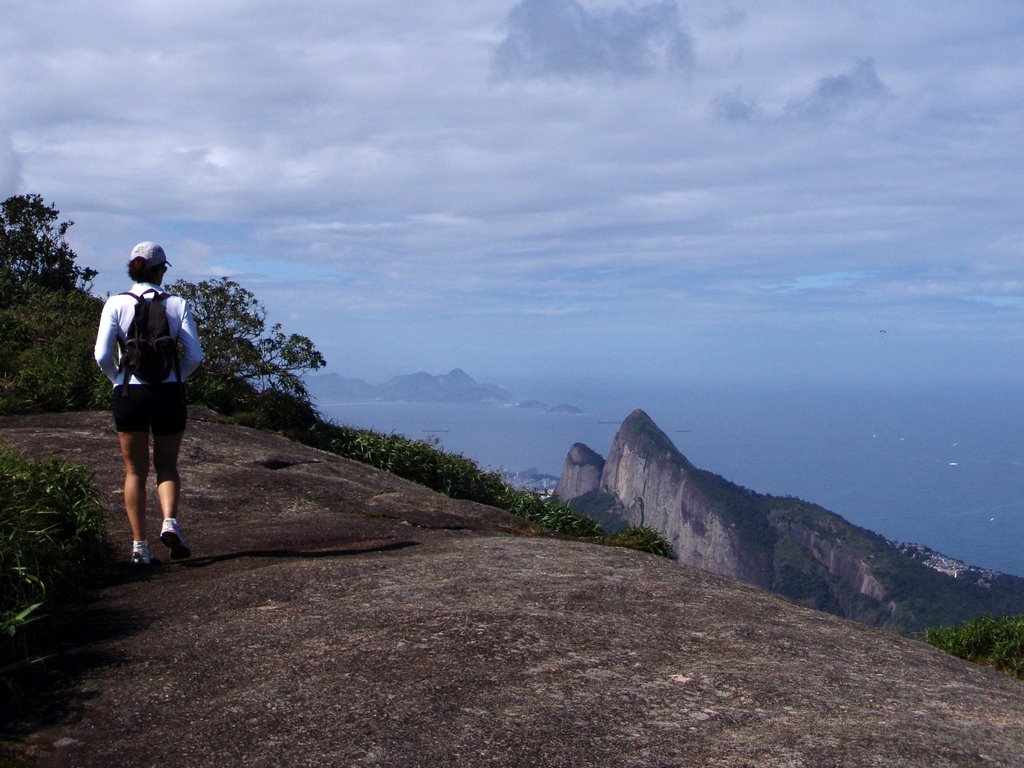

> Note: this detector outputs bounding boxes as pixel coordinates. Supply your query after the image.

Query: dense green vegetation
[0,285,110,414]
[0,193,671,680]
[0,195,110,414]
[0,447,107,674]
[685,465,777,567]
[924,615,1024,679]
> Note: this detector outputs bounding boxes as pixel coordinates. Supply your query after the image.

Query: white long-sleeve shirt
[94,282,205,386]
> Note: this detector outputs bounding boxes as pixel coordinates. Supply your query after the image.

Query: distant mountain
[516,400,583,415]
[556,409,1024,634]
[306,369,583,412]
[306,369,515,405]
[306,368,513,404]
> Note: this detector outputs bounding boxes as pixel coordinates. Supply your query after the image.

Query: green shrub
[923,614,1024,678]
[494,484,603,538]
[0,286,106,415]
[600,526,675,558]
[0,446,107,672]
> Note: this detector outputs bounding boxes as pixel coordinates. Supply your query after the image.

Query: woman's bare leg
[118,431,151,541]
[153,431,185,521]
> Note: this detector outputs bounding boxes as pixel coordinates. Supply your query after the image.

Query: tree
[0,287,107,413]
[0,194,105,414]
[0,194,96,306]
[167,277,326,401]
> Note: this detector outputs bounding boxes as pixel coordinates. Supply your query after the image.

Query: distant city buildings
[503,468,559,495]
[893,541,999,585]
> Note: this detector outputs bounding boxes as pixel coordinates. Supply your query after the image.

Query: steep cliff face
[782,523,886,602]
[595,410,772,587]
[554,443,605,500]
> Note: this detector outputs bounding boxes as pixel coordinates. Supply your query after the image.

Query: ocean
[318,379,1024,578]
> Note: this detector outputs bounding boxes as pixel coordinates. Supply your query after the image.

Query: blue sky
[2,0,1023,388]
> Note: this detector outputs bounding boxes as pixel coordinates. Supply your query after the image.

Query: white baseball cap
[130,241,171,268]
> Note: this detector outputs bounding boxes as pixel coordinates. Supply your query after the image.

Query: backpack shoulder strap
[117,292,143,389]
[121,288,165,301]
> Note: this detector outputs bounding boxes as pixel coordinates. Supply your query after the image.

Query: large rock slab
[2,412,1023,767]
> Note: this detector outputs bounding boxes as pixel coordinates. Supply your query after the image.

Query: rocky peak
[611,409,688,462]
[598,408,772,587]
[554,442,605,501]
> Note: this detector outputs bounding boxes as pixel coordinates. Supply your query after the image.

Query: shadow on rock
[178,539,419,568]
[1,600,150,737]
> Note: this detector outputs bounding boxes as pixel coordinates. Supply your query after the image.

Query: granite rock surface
[2,411,1023,767]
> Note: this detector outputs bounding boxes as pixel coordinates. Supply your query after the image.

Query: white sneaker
[131,540,151,565]
[159,518,192,560]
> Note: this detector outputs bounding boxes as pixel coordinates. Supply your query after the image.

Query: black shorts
[112,383,187,436]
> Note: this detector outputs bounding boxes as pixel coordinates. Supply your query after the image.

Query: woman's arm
[93,299,122,384]
[177,301,205,380]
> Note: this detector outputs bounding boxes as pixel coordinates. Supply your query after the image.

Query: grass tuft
[923,614,1024,678]
[599,527,676,558]
[0,446,107,675]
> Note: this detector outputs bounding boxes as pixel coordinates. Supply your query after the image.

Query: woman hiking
[94,242,205,564]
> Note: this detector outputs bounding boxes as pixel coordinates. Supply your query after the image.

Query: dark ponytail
[128,256,163,283]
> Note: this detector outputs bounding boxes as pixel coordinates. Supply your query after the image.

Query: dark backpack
[118,289,180,386]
